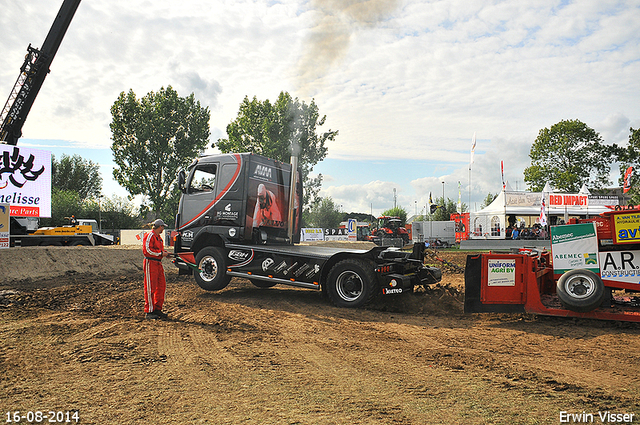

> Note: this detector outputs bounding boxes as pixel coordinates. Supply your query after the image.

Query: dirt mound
[0,245,144,286]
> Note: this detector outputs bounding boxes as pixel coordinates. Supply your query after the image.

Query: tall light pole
[442,181,445,204]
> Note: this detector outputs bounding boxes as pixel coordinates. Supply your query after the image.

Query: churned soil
[1,245,639,424]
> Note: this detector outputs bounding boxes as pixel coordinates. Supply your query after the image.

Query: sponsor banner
[10,205,40,217]
[347,218,357,241]
[551,223,599,274]
[0,203,9,248]
[599,250,640,286]
[300,228,324,241]
[325,235,348,241]
[588,195,619,207]
[505,192,541,208]
[548,194,588,207]
[487,259,516,286]
[613,212,640,244]
[0,145,51,218]
[504,192,616,209]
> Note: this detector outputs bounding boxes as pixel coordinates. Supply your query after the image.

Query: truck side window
[189,164,217,193]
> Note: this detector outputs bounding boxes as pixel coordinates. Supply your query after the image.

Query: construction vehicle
[1,0,81,145]
[10,217,114,246]
[1,0,82,237]
[465,206,640,322]
[172,153,442,308]
[371,216,410,246]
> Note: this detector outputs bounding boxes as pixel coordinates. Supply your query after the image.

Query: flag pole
[469,132,476,213]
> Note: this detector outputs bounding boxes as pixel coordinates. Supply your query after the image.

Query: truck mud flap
[464,254,526,314]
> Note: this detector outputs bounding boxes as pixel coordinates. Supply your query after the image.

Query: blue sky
[3,0,640,217]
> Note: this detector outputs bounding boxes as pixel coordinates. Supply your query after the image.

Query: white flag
[470,132,476,165]
[539,192,547,227]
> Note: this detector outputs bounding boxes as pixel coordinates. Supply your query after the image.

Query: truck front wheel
[194,247,231,291]
[326,259,377,308]
[556,269,605,312]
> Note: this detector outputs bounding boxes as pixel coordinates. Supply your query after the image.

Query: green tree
[40,189,84,226]
[52,154,102,200]
[216,91,337,208]
[110,86,210,218]
[305,197,342,228]
[83,195,141,231]
[524,119,612,192]
[612,127,640,204]
[428,197,465,221]
[480,193,498,209]
[344,212,375,223]
[381,206,408,224]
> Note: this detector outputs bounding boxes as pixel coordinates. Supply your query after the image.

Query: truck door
[178,162,219,230]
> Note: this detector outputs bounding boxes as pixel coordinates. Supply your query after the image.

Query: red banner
[10,206,40,217]
[623,166,633,193]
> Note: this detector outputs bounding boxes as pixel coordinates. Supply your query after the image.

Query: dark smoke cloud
[296,0,401,96]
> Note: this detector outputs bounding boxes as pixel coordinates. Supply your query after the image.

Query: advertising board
[300,228,324,242]
[347,219,357,241]
[612,212,640,244]
[0,145,51,217]
[550,223,599,275]
[487,259,516,286]
[599,250,640,286]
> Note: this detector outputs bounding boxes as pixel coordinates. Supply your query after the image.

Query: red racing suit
[143,230,166,313]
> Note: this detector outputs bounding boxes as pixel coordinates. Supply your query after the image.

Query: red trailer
[465,207,640,322]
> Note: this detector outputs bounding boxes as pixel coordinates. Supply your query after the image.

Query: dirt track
[1,245,639,424]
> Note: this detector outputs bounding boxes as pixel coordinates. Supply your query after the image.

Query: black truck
[173,152,442,308]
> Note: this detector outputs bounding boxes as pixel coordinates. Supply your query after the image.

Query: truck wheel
[250,279,277,288]
[556,269,605,312]
[326,259,377,308]
[194,247,231,291]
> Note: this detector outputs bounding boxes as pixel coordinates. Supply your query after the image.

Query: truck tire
[250,279,277,288]
[556,269,606,313]
[326,258,377,308]
[194,247,231,291]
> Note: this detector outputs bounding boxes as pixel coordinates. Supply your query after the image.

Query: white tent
[469,188,618,239]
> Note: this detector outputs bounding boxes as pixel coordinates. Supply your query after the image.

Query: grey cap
[153,219,168,228]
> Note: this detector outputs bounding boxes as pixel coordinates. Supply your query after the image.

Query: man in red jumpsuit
[143,219,169,319]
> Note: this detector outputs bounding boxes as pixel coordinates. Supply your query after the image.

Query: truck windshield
[190,164,217,193]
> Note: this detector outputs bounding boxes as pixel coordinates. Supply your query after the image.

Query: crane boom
[0,0,81,145]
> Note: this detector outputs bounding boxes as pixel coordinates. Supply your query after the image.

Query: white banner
[0,145,52,218]
[487,259,516,286]
[300,228,324,241]
[599,250,640,287]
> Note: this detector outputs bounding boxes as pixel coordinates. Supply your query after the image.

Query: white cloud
[2,0,639,216]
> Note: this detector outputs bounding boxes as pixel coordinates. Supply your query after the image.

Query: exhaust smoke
[296,0,400,96]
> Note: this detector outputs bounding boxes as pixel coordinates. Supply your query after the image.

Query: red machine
[465,207,640,322]
[372,216,410,245]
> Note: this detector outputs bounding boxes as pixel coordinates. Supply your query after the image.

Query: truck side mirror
[178,170,186,192]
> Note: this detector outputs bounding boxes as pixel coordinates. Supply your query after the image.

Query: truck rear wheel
[326,258,377,308]
[556,269,605,312]
[194,247,231,291]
